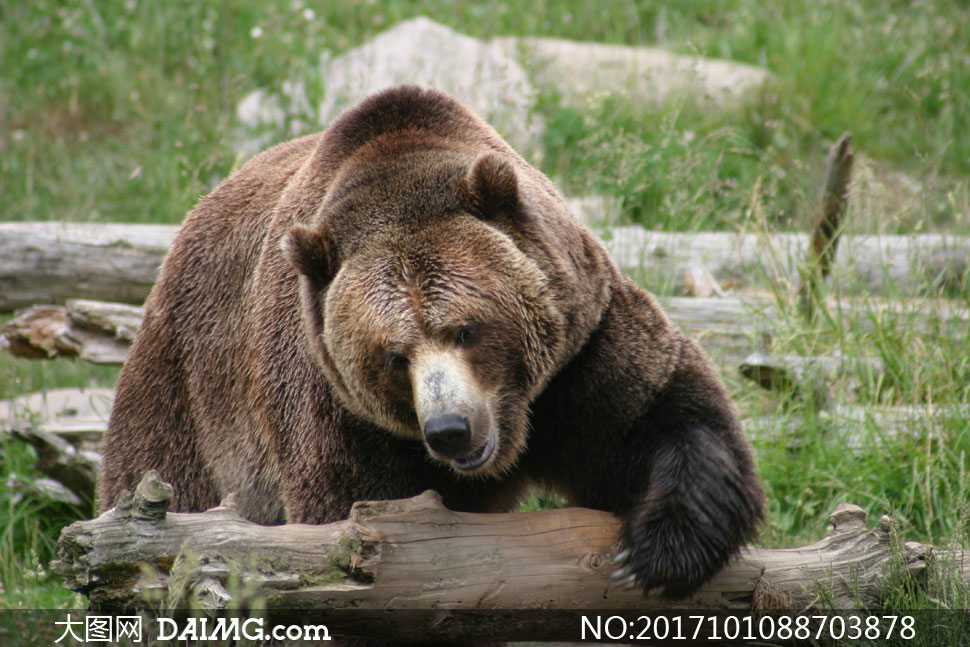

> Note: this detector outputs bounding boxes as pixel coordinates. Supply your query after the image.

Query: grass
[0,440,87,609]
[2,0,970,640]
[2,1,968,229]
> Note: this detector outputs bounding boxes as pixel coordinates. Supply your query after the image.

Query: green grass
[2,1,968,229]
[0,353,120,402]
[2,0,970,635]
[0,440,87,609]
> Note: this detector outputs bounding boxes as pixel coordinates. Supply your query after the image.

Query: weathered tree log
[739,351,884,393]
[7,385,963,504]
[665,295,968,364]
[606,229,969,298]
[5,296,967,367]
[747,404,969,453]
[3,220,968,311]
[51,472,941,642]
[0,299,142,364]
[0,222,176,312]
[0,388,114,437]
[5,427,101,508]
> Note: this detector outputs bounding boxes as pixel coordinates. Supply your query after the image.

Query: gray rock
[237,17,542,157]
[237,19,773,158]
[494,36,770,110]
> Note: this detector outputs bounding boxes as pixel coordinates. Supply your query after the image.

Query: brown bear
[99,86,764,605]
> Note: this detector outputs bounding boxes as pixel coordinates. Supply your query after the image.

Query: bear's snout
[412,351,496,471]
[423,413,471,458]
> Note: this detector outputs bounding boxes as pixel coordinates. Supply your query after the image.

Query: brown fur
[100,87,764,612]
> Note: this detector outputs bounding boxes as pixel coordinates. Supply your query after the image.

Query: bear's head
[282,143,566,476]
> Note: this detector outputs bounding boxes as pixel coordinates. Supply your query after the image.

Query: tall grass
[2,1,968,229]
[0,440,86,609]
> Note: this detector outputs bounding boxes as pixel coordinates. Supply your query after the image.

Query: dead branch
[798,133,854,318]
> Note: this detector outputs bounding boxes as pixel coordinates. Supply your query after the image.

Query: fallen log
[611,229,970,298]
[0,387,113,437]
[739,352,884,393]
[3,220,968,311]
[663,295,968,364]
[0,222,175,312]
[0,299,141,364]
[746,404,969,452]
[5,296,967,367]
[6,385,964,503]
[51,472,940,643]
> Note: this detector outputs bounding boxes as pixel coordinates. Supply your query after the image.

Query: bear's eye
[454,323,480,348]
[383,352,410,373]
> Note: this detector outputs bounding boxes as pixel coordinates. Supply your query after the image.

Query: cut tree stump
[3,221,968,311]
[51,472,948,642]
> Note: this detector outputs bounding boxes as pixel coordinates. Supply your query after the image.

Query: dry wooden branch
[50,472,941,642]
[3,221,969,312]
[798,133,854,318]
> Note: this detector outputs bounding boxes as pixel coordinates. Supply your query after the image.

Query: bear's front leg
[613,339,764,599]
[527,282,764,600]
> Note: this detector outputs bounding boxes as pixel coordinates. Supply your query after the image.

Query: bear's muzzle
[412,350,496,472]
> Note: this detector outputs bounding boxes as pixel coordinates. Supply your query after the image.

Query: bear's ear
[459,152,520,221]
[281,224,336,286]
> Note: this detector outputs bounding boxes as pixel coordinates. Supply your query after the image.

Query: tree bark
[3,220,968,311]
[50,472,942,642]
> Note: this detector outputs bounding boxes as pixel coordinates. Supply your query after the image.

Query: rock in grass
[237,18,541,157]
[235,18,774,159]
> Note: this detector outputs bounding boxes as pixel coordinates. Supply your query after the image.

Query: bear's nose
[423,413,472,458]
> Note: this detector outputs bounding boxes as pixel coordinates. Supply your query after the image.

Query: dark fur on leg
[617,361,764,599]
